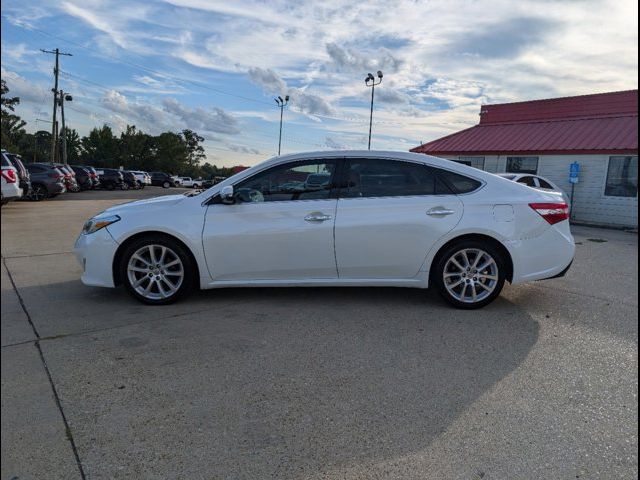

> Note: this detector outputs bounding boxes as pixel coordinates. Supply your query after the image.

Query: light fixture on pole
[275,95,289,155]
[365,70,383,150]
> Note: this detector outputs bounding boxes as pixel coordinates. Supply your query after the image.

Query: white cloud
[247,67,334,117]
[162,98,241,134]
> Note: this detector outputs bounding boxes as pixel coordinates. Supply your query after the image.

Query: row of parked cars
[1,149,200,206]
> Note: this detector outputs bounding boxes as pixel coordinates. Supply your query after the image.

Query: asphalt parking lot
[1,188,638,480]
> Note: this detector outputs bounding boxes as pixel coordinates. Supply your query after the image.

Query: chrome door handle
[304,212,332,222]
[427,208,455,217]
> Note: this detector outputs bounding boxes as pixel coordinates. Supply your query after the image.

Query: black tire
[432,239,506,309]
[29,184,48,201]
[119,235,196,305]
[162,181,171,188]
[121,182,130,190]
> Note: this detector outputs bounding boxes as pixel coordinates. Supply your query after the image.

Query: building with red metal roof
[411,90,638,228]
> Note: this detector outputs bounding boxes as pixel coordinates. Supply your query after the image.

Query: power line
[19,23,274,107]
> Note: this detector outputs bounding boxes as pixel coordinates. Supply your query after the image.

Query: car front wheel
[162,181,171,188]
[120,237,195,305]
[432,240,506,309]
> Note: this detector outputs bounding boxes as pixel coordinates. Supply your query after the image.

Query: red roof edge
[414,149,639,156]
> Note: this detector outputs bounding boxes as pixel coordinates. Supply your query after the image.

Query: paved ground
[1,188,637,480]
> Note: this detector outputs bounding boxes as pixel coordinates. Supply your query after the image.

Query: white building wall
[439,154,638,228]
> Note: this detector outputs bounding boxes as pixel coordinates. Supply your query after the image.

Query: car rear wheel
[432,240,506,309]
[162,181,171,188]
[29,184,48,201]
[121,237,196,305]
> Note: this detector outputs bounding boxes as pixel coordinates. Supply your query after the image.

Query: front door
[202,159,339,281]
[334,158,463,279]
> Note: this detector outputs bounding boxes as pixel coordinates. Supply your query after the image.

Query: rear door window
[342,158,449,198]
[537,178,554,189]
[517,176,537,187]
[436,169,482,194]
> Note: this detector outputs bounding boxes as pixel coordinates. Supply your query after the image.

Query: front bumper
[74,227,119,288]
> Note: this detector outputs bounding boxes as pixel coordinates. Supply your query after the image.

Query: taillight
[2,169,17,183]
[529,203,569,225]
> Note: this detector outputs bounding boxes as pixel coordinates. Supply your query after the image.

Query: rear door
[334,158,463,279]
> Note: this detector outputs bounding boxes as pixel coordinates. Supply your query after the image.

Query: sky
[1,0,638,167]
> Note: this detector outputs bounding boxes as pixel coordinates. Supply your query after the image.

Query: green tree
[181,129,206,175]
[119,125,156,171]
[154,132,188,174]
[58,127,82,163]
[1,79,27,151]
[80,125,119,167]
[1,79,20,115]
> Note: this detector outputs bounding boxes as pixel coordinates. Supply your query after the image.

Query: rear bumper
[74,227,119,288]
[1,182,22,200]
[507,222,575,285]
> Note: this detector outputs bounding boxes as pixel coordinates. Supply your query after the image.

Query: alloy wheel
[443,248,499,304]
[30,185,47,201]
[126,244,184,301]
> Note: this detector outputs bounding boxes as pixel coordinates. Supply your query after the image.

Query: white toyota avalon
[75,151,575,309]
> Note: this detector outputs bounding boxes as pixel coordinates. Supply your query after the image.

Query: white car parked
[130,171,151,187]
[75,151,575,309]
[1,152,22,206]
[497,173,570,206]
[178,177,203,188]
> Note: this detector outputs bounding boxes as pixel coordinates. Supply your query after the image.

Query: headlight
[82,214,120,235]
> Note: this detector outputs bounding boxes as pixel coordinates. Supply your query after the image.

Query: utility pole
[274,95,289,155]
[41,48,72,163]
[58,91,73,164]
[365,71,383,150]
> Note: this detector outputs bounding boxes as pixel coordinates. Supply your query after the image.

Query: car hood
[103,194,187,214]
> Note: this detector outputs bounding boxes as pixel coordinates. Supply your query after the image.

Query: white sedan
[75,151,575,309]
[497,173,571,206]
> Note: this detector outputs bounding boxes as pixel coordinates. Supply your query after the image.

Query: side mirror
[221,185,234,204]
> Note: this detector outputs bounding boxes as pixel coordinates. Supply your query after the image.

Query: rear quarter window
[437,170,482,194]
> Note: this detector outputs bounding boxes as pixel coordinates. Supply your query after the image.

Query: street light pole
[275,95,289,155]
[365,71,383,150]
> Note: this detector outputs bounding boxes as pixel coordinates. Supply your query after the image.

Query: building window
[506,157,538,174]
[605,156,638,197]
[457,156,485,169]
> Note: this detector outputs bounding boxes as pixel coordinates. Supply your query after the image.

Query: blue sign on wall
[569,162,580,184]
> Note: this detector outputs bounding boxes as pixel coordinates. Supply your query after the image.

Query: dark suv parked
[81,166,100,189]
[69,166,93,190]
[150,172,173,188]
[98,168,124,190]
[51,163,80,192]
[122,171,140,190]
[24,164,67,200]
[4,153,31,197]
